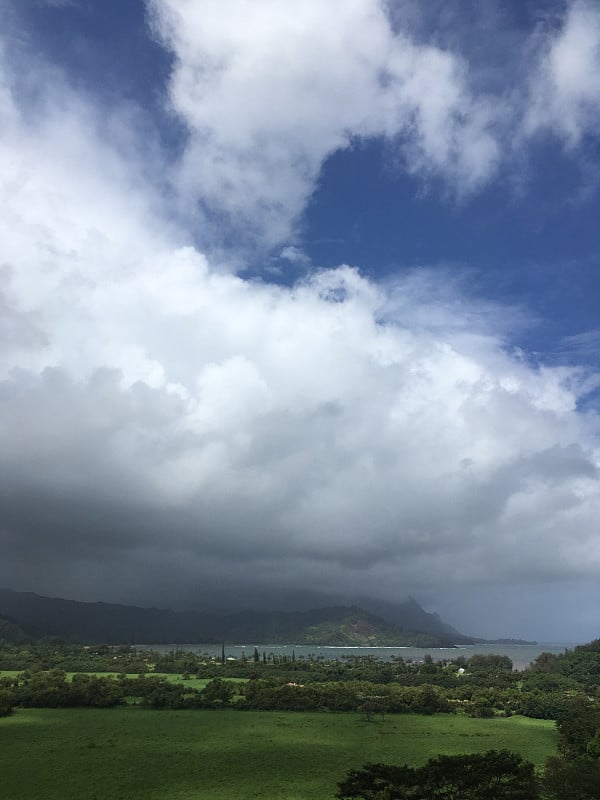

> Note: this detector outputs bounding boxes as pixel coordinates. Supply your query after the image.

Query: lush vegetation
[0,708,556,800]
[0,642,587,720]
[337,750,541,799]
[4,638,600,796]
[332,641,600,799]
[334,692,600,799]
[529,640,600,689]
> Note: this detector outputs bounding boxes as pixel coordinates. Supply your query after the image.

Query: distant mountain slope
[0,589,468,646]
[199,606,450,647]
[0,614,33,643]
[0,589,210,644]
[356,596,476,644]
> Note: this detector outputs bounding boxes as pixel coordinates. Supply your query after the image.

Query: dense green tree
[337,750,540,799]
[419,750,539,799]
[543,755,600,800]
[517,690,570,720]
[468,654,513,672]
[337,762,418,799]
[0,687,15,716]
[531,641,600,689]
[530,651,561,674]
[555,697,600,758]
[200,678,234,707]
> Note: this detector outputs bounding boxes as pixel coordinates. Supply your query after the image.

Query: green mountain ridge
[0,589,458,646]
[355,596,475,644]
[200,606,453,647]
[0,588,528,646]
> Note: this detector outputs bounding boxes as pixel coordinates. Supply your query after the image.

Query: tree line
[336,698,600,799]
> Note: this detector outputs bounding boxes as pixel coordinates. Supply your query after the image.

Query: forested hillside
[0,589,465,646]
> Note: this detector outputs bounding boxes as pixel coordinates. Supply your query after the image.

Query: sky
[1,0,600,641]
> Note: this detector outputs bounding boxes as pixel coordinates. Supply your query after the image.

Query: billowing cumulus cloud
[1,2,600,638]
[148,0,499,248]
[145,0,600,253]
[1,26,600,632]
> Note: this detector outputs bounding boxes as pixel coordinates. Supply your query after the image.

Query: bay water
[142,641,577,671]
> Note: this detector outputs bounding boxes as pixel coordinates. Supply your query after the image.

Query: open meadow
[0,708,557,800]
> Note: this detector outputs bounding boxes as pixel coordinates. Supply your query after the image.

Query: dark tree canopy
[555,697,600,758]
[543,755,600,800]
[337,750,540,800]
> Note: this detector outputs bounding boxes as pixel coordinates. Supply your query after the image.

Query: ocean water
[142,642,577,671]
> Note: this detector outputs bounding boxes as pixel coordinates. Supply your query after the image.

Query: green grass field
[0,708,557,800]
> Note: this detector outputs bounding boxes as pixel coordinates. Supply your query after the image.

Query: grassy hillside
[0,708,557,800]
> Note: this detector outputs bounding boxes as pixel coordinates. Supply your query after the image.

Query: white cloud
[0,11,600,629]
[279,246,310,267]
[526,0,600,146]
[148,0,499,249]
[1,37,600,612]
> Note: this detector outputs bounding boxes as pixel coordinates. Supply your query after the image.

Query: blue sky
[13,0,600,375]
[1,0,600,639]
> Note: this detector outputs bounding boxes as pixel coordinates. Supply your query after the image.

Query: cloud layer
[148,0,600,250]
[149,0,499,248]
[1,2,600,635]
[526,0,600,146]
